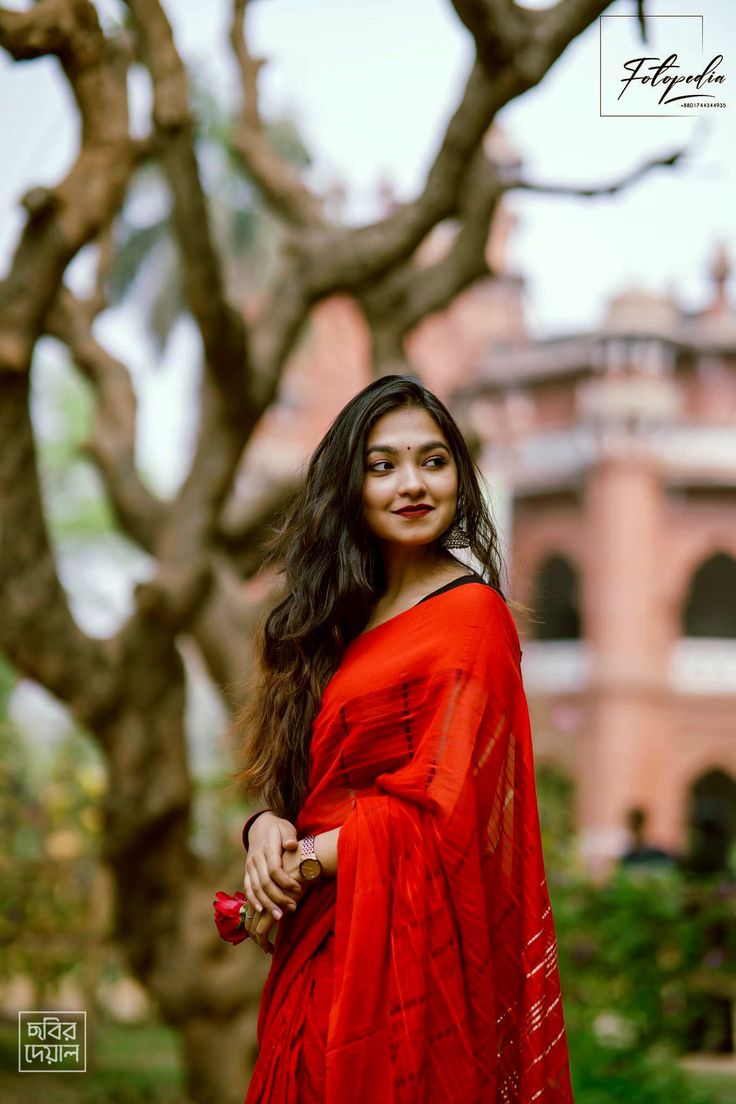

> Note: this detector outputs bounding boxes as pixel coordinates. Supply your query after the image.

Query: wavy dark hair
[231,374,506,822]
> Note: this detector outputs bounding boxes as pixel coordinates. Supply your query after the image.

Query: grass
[682,1068,736,1104]
[1,1015,733,1103]
[0,1018,185,1104]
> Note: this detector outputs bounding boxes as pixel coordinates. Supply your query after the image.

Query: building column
[578,444,671,876]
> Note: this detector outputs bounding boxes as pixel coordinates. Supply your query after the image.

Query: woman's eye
[368,456,447,473]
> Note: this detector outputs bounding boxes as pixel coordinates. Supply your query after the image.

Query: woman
[232,375,574,1103]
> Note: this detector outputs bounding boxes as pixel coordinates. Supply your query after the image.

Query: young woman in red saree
[230,376,574,1102]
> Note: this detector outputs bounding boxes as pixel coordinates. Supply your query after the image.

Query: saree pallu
[245,583,574,1103]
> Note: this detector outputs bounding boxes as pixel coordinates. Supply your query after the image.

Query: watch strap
[299,834,323,878]
[300,834,317,861]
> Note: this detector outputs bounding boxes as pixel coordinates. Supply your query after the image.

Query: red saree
[244,582,574,1103]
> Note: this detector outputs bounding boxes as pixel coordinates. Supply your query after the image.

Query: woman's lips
[394,506,434,517]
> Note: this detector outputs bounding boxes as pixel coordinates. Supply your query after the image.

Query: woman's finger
[266,837,304,894]
[242,880,271,931]
[252,853,298,917]
[249,855,283,917]
[250,909,276,954]
[264,823,303,894]
[244,858,265,913]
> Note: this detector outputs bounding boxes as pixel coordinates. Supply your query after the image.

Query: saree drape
[244,582,574,1103]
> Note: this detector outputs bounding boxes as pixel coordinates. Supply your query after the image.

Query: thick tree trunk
[98,649,267,1102]
[179,1013,259,1104]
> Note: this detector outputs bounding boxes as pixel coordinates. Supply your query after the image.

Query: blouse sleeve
[326,591,573,1103]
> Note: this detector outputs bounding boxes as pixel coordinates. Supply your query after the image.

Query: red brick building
[240,211,736,875]
[457,247,736,874]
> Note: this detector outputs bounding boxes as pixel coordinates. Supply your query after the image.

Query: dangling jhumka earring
[439,498,472,550]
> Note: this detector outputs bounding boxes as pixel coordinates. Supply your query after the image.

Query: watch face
[299,857,322,880]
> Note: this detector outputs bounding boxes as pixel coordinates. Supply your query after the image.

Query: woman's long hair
[231,375,506,822]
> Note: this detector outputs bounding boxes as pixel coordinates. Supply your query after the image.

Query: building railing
[520,640,592,693]
[668,638,736,695]
[520,638,736,697]
[482,423,736,489]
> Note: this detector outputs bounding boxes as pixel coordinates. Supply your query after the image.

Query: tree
[0,2,681,1100]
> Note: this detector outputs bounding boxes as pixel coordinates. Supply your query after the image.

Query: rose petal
[213,890,251,944]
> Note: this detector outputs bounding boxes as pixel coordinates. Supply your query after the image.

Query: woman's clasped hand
[243,811,305,954]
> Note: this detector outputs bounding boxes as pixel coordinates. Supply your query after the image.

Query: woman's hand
[244,812,305,922]
[243,904,279,955]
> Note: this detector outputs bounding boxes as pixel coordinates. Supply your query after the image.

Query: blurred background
[1,0,734,1101]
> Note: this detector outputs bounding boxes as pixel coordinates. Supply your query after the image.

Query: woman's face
[362,406,459,549]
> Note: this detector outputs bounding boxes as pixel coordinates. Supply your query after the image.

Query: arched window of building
[682,552,736,637]
[686,768,736,875]
[531,554,581,640]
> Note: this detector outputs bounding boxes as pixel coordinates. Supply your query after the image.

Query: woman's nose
[397,465,426,493]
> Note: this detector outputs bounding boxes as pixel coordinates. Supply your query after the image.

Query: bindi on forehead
[365,438,449,457]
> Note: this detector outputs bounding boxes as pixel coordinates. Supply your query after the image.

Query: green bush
[552,866,735,1057]
[568,1029,716,1104]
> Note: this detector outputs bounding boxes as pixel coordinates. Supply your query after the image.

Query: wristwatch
[298,834,323,880]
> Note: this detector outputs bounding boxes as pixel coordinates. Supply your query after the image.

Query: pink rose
[213,890,249,945]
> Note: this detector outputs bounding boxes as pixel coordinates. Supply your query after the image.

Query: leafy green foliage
[568,1030,717,1104]
[553,868,736,1056]
[536,762,736,1101]
[0,1019,184,1102]
[0,703,107,1000]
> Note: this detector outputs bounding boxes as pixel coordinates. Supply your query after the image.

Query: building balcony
[520,640,592,694]
[668,638,736,695]
[481,422,736,492]
[520,638,736,697]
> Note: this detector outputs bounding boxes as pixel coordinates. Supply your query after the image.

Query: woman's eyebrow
[365,439,450,457]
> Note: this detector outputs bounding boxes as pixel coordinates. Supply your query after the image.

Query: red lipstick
[394,504,434,517]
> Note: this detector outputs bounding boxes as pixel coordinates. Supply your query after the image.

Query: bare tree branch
[124,0,265,602]
[452,0,535,67]
[531,0,615,69]
[359,137,685,373]
[190,553,267,700]
[247,273,312,406]
[217,473,301,568]
[248,0,618,380]
[303,61,502,293]
[0,0,136,376]
[217,1,624,416]
[0,379,119,727]
[358,150,503,372]
[45,287,160,551]
[506,146,685,198]
[241,60,502,389]
[125,0,250,412]
[230,0,325,227]
[452,0,616,87]
[0,0,101,60]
